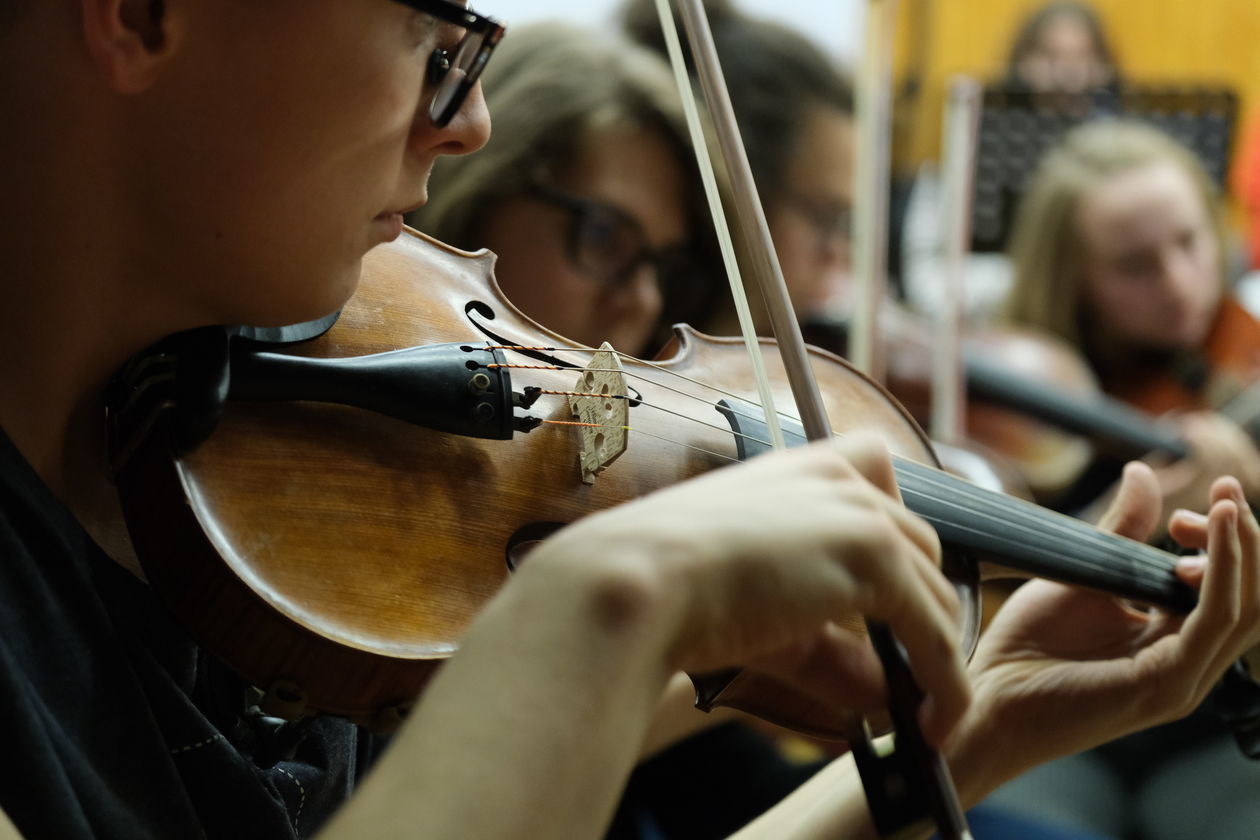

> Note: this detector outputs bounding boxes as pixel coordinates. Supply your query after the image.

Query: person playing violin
[1001,118,1260,839]
[1005,119,1260,524]
[1,3,1259,840]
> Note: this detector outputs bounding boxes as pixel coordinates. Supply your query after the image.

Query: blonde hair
[411,22,696,249]
[1004,120,1226,347]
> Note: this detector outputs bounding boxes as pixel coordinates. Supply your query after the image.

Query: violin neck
[892,458,1196,611]
[963,354,1189,459]
[717,397,1194,611]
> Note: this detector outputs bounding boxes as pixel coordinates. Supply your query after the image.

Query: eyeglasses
[527,184,702,292]
[390,0,506,127]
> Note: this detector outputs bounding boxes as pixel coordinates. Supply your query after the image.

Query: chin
[229,260,364,328]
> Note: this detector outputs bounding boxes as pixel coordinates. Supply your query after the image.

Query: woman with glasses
[1,3,1259,840]
[412,22,717,358]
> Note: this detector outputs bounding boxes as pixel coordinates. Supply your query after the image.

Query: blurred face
[1077,160,1222,353]
[132,0,491,327]
[478,125,689,354]
[766,106,854,321]
[1017,14,1110,94]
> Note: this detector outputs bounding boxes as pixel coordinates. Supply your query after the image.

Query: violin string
[540,418,741,463]
[485,345,810,427]
[488,361,799,440]
[542,408,1177,585]
[895,461,1180,579]
[489,347,1179,583]
[533,388,777,450]
[489,352,816,447]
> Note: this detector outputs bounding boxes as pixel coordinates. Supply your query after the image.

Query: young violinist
[1005,119,1260,524]
[2,4,1259,840]
[1001,118,1260,840]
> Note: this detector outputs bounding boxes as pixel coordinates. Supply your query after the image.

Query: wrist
[940,671,1023,807]
[508,527,690,684]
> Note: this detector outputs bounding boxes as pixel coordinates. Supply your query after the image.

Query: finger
[1099,461,1162,541]
[833,431,901,502]
[750,622,888,712]
[842,497,958,629]
[830,467,943,574]
[1216,477,1260,649]
[1210,475,1247,510]
[1174,554,1206,588]
[1179,498,1244,684]
[826,439,947,600]
[1168,509,1208,550]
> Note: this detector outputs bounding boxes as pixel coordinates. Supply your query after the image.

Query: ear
[81,0,183,93]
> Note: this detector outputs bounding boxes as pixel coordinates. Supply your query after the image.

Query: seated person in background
[410,23,718,359]
[621,0,855,337]
[996,118,1260,840]
[1002,0,1123,96]
[1004,119,1260,523]
[1002,0,1119,96]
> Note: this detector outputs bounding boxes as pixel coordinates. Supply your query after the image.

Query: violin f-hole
[505,523,568,572]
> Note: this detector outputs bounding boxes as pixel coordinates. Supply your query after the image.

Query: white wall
[499,0,865,65]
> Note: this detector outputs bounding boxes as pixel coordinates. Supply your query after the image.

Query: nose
[1160,246,1203,304]
[413,82,492,159]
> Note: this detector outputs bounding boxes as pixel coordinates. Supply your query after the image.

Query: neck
[0,107,174,574]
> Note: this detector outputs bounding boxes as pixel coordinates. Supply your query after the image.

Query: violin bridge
[569,342,629,485]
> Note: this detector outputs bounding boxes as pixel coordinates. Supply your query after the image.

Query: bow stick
[652,0,971,836]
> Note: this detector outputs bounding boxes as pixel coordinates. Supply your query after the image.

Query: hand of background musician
[1154,411,1260,516]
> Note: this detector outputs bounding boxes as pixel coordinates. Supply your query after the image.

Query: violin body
[113,229,980,735]
[805,310,1100,498]
[1106,296,1260,419]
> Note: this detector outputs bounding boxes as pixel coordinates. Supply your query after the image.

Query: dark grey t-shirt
[0,428,374,839]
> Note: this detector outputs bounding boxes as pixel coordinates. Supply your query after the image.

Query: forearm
[319,551,682,840]
[728,754,875,840]
[730,670,1011,840]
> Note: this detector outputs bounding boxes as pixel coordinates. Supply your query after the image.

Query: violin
[1105,295,1260,425]
[107,228,1197,739]
[800,305,1223,502]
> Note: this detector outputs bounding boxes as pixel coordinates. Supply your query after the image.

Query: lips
[378,198,427,219]
[374,213,403,241]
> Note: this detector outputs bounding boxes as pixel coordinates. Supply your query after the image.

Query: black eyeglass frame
[526,183,699,290]
[391,0,506,127]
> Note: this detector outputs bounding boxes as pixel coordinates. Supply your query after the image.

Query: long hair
[1004,120,1226,348]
